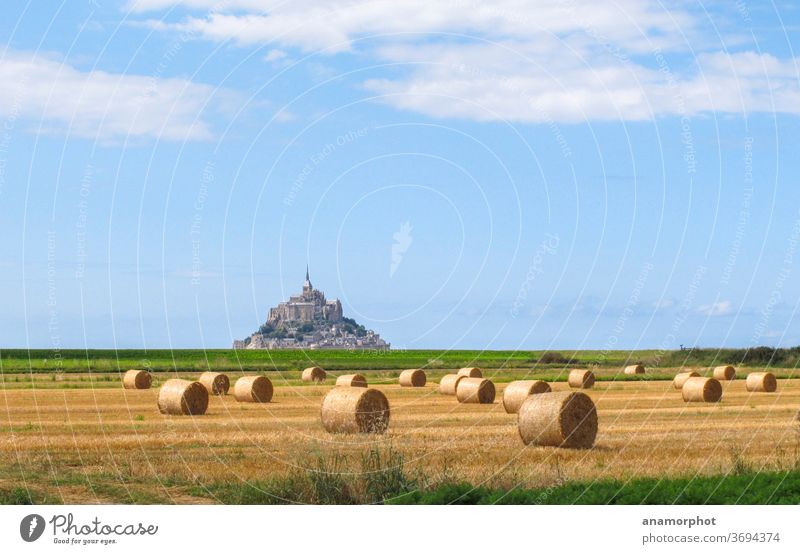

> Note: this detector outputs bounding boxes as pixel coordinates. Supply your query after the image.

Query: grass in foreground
[389,470,800,505]
[190,447,418,505]
[183,444,800,505]
[0,487,60,505]
[4,449,800,505]
[189,467,800,505]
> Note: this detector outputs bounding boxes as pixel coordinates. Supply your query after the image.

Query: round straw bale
[320,387,390,434]
[713,365,736,381]
[157,379,208,415]
[746,372,777,393]
[623,364,646,375]
[439,374,465,395]
[681,377,722,403]
[301,366,326,383]
[503,380,551,414]
[457,367,483,378]
[399,369,426,387]
[673,371,700,389]
[518,391,597,448]
[568,369,595,389]
[456,377,496,404]
[123,369,152,390]
[198,371,230,395]
[234,375,274,402]
[336,374,367,387]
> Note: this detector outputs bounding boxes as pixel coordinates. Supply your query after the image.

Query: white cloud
[264,48,296,68]
[264,49,287,62]
[131,0,800,123]
[697,300,733,316]
[136,0,694,53]
[0,50,226,142]
[364,47,800,123]
[690,52,800,114]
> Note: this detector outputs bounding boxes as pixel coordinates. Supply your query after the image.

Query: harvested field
[1,376,799,504]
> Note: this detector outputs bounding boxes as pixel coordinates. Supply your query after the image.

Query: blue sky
[1,1,799,350]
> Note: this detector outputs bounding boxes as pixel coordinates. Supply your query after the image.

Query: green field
[2,346,800,374]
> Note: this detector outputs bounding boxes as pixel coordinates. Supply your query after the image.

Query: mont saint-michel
[233,268,389,350]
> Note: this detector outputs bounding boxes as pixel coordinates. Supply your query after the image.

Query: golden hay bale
[746,372,777,393]
[517,391,597,449]
[398,369,426,387]
[713,365,736,381]
[157,379,208,415]
[320,387,390,434]
[198,371,230,395]
[301,366,327,383]
[568,369,595,389]
[456,377,496,404]
[673,371,700,389]
[336,374,367,387]
[457,367,483,378]
[503,380,551,414]
[681,377,722,403]
[623,364,645,375]
[439,374,465,395]
[122,369,152,390]
[233,375,274,402]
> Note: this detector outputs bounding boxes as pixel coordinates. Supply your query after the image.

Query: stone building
[267,267,343,324]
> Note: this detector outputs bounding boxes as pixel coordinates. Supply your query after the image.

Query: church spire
[303,264,312,292]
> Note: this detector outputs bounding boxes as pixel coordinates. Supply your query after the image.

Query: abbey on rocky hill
[233,267,389,350]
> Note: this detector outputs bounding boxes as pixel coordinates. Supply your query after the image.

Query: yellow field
[1,376,799,503]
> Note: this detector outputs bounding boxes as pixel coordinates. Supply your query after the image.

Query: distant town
[233,268,389,350]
